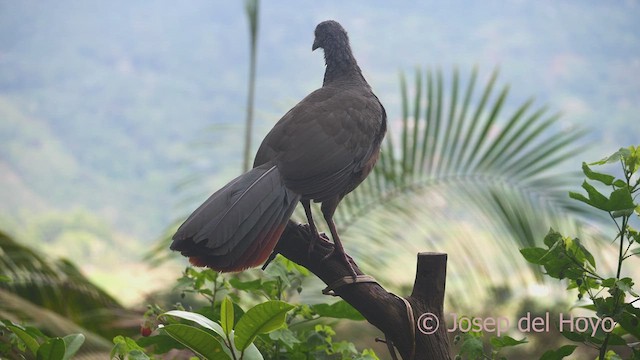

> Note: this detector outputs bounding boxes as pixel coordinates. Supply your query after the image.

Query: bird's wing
[254,85,385,200]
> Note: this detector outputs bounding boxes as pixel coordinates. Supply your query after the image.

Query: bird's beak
[312,38,320,51]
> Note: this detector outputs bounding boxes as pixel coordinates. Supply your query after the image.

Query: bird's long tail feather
[170,164,300,272]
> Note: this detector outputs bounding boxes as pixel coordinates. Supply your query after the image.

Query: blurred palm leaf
[0,231,137,339]
[333,67,592,307]
[0,288,113,356]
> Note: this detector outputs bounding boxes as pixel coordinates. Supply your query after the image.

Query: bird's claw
[321,247,358,279]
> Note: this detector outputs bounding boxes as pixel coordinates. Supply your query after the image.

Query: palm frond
[0,288,113,355]
[0,231,135,339]
[337,67,595,308]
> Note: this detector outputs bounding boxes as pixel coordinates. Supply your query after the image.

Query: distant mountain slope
[0,0,638,248]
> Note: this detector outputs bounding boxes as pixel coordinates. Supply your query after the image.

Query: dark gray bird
[170,20,387,272]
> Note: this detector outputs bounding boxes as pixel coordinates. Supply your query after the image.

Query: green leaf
[221,296,234,336]
[0,274,11,283]
[37,338,66,360]
[136,334,185,354]
[162,324,229,360]
[62,334,85,360]
[605,333,627,346]
[161,310,261,360]
[618,305,640,338]
[543,229,563,248]
[520,247,547,265]
[570,181,609,210]
[228,278,263,291]
[311,300,365,321]
[539,345,577,360]
[603,350,623,360]
[281,256,310,276]
[161,310,225,337]
[268,328,301,349]
[489,335,527,349]
[582,162,615,185]
[590,148,631,165]
[609,187,635,215]
[560,330,584,342]
[616,278,638,297]
[111,335,148,359]
[8,325,40,355]
[234,300,295,351]
[613,179,627,188]
[459,334,484,358]
[570,182,635,215]
[564,237,596,268]
[127,350,150,360]
[240,340,264,360]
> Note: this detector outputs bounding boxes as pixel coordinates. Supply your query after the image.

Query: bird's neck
[322,44,368,87]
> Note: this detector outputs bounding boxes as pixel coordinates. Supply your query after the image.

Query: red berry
[140,325,152,337]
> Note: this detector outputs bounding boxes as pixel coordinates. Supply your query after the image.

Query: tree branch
[273,221,451,360]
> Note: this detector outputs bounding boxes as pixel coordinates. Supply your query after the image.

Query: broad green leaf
[127,350,150,360]
[613,179,627,188]
[582,162,615,185]
[539,345,577,360]
[162,310,261,360]
[8,325,40,355]
[570,183,634,215]
[221,296,234,336]
[459,334,484,358]
[570,181,609,210]
[162,324,229,360]
[37,338,66,360]
[62,334,85,360]
[608,187,635,214]
[489,335,527,349]
[220,332,263,360]
[268,328,301,349]
[603,350,623,360]
[161,310,225,337]
[618,305,640,339]
[238,336,265,360]
[520,247,547,265]
[565,237,596,268]
[234,300,295,351]
[576,238,596,268]
[604,333,627,346]
[543,229,563,248]
[112,335,148,359]
[228,278,263,291]
[560,330,584,342]
[590,148,631,165]
[136,334,185,354]
[616,278,638,297]
[0,274,11,283]
[281,256,310,276]
[311,300,365,321]
[628,145,640,174]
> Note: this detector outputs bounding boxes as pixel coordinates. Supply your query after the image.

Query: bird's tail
[170,164,300,272]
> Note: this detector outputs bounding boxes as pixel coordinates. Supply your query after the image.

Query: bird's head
[312,20,348,51]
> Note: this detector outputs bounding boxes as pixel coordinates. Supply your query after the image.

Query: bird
[170,20,387,273]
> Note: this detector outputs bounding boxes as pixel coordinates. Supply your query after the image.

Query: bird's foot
[306,229,331,258]
[322,247,358,279]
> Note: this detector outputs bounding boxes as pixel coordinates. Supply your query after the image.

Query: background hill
[0,0,638,303]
